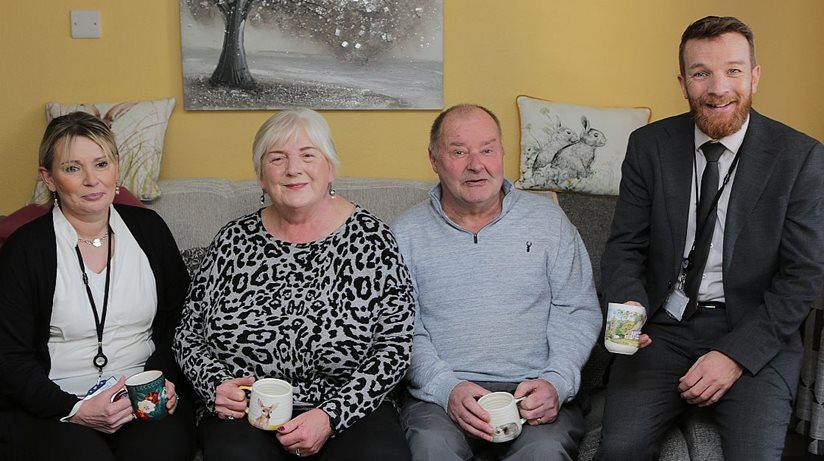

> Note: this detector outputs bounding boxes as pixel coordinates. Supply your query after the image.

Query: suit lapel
[724,111,778,272]
[661,115,695,257]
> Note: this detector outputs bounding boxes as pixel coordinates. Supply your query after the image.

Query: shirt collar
[693,114,750,156]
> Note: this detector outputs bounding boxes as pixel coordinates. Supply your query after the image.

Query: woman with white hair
[174,108,414,460]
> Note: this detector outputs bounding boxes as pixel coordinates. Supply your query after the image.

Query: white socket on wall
[71,10,100,39]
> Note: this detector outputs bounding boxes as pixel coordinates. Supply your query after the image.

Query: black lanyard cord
[74,223,113,375]
[683,150,742,274]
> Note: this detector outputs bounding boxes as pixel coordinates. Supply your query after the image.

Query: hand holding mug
[514,379,559,425]
[604,302,648,354]
[477,392,527,443]
[215,376,255,420]
[71,376,133,433]
[164,379,179,415]
[447,381,494,441]
[624,301,652,348]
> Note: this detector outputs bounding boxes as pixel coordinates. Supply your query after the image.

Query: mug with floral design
[125,370,168,422]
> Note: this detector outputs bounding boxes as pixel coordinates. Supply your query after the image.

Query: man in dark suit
[596,16,824,460]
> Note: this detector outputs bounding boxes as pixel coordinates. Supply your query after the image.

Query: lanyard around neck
[74,223,113,376]
[683,149,742,274]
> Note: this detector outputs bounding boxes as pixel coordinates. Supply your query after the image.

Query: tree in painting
[185,0,435,89]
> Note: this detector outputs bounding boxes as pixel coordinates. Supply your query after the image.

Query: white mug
[604,302,647,355]
[241,378,292,431]
[477,392,527,442]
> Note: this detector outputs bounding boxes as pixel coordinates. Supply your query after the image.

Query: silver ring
[295,449,301,457]
[227,415,235,420]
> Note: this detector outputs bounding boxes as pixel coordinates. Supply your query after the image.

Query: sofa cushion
[147,177,434,251]
[577,424,690,461]
[556,193,617,293]
[515,95,649,195]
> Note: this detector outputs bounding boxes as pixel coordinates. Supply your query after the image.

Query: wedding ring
[295,449,301,457]
[227,415,235,420]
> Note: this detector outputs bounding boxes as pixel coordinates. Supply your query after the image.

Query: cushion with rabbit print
[516,95,650,195]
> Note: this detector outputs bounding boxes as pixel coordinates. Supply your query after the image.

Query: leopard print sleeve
[316,211,416,433]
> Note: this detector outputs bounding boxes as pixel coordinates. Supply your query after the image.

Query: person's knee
[511,437,575,461]
[595,427,658,461]
[405,424,471,461]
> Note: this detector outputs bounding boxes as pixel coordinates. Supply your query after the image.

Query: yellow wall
[2,1,823,214]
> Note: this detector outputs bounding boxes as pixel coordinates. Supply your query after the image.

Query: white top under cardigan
[48,205,157,398]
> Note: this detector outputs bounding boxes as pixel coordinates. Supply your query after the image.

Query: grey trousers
[400,383,584,461]
[596,307,795,461]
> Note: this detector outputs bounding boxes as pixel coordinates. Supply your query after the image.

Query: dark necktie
[683,141,725,318]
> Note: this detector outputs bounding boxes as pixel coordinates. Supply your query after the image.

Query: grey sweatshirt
[392,180,602,409]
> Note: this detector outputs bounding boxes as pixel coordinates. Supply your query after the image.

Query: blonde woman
[0,112,195,460]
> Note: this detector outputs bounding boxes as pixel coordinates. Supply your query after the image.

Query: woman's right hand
[214,376,255,420]
[69,377,133,433]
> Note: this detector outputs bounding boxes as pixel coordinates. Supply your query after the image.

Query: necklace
[78,232,109,248]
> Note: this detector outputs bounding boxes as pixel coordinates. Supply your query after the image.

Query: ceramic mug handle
[514,396,527,426]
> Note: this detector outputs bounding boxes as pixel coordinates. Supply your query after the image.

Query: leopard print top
[173,207,415,433]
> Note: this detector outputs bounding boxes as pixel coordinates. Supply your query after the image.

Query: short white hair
[252,108,340,178]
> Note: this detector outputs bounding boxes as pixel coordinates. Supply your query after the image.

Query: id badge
[84,376,117,401]
[663,286,689,321]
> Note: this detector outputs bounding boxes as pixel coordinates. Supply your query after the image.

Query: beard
[689,92,752,139]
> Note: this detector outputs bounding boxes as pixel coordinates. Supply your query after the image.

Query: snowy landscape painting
[179,0,443,110]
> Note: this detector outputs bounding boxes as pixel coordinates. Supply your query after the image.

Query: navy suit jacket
[601,110,824,384]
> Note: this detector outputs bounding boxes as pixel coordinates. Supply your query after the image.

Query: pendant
[93,352,108,369]
[92,238,102,248]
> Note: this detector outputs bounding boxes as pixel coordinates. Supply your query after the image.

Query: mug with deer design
[242,378,293,431]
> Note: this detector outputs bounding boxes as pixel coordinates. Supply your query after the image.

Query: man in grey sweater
[393,104,602,460]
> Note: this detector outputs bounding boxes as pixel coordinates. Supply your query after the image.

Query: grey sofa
[142,177,722,460]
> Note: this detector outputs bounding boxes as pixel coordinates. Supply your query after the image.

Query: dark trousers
[6,395,196,461]
[199,401,411,461]
[595,307,794,461]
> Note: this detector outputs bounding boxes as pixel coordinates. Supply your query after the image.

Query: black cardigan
[0,204,190,420]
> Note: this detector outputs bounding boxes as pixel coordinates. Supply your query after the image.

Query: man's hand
[447,381,493,441]
[624,301,652,348]
[678,350,743,406]
[514,379,559,425]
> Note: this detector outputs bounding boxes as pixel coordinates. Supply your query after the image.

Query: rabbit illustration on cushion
[520,114,579,188]
[550,116,606,180]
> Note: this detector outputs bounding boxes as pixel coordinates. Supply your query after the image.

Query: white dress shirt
[682,117,750,303]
